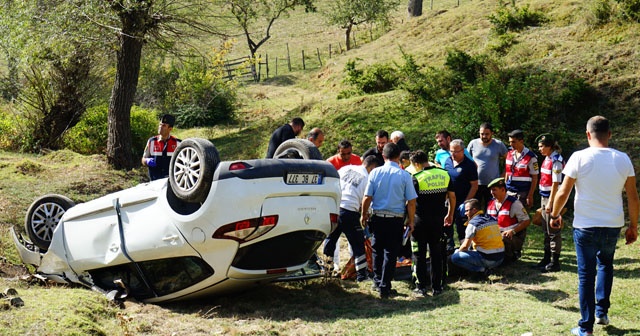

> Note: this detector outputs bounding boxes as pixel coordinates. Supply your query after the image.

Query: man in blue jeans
[551,116,639,336]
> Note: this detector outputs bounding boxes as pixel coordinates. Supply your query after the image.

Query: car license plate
[286,173,322,185]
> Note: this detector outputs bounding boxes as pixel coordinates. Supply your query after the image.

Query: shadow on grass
[163,279,460,322]
[603,325,640,336]
[260,75,297,86]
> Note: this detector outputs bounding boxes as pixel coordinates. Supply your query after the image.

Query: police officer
[142,114,181,181]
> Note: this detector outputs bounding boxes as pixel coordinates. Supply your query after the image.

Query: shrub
[64,105,158,156]
[616,0,640,22]
[340,59,399,97]
[589,0,613,25]
[444,49,487,87]
[488,3,548,35]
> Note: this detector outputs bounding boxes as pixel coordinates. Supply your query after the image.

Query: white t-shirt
[563,147,635,228]
[338,165,369,212]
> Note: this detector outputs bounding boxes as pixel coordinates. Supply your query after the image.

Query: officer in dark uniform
[142,114,181,181]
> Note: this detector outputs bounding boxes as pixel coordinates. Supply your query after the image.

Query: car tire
[273,139,322,160]
[24,194,75,251]
[169,138,220,203]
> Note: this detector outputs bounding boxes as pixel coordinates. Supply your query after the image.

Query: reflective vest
[147,135,181,181]
[467,213,505,255]
[539,152,564,197]
[487,196,519,230]
[414,167,450,194]
[505,148,536,192]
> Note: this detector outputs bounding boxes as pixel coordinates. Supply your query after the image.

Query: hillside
[2,1,640,335]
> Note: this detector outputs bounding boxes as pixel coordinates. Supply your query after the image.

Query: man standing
[141,114,181,181]
[467,122,508,207]
[487,177,530,263]
[451,199,505,276]
[410,150,455,296]
[445,139,478,247]
[505,129,539,209]
[306,127,325,148]
[323,156,379,282]
[390,130,410,152]
[326,139,362,170]
[361,143,417,299]
[362,130,389,167]
[434,130,473,168]
[265,117,305,158]
[550,116,638,336]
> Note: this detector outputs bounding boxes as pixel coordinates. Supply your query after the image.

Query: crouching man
[451,199,504,276]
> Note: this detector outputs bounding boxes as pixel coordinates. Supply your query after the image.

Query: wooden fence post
[286,43,292,71]
[339,42,343,54]
[329,44,332,58]
[302,50,306,70]
[316,48,322,67]
[276,57,278,76]
[265,53,269,79]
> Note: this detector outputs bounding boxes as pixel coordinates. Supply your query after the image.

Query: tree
[408,0,423,17]
[225,0,316,61]
[325,0,399,51]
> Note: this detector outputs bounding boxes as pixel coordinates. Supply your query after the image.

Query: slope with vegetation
[1,0,640,335]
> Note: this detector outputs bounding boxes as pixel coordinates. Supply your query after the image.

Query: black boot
[542,253,561,273]
[534,248,551,269]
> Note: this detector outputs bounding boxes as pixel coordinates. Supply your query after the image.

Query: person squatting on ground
[550,116,639,336]
[141,114,181,181]
[323,156,379,281]
[535,134,565,273]
[409,150,455,296]
[486,177,530,263]
[361,143,417,299]
[451,199,505,276]
[467,122,508,208]
[326,139,362,170]
[505,129,539,210]
[265,117,305,158]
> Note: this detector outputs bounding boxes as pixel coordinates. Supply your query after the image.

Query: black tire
[25,194,75,251]
[169,138,220,203]
[273,139,323,160]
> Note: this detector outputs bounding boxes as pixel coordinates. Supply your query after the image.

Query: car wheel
[24,194,75,251]
[169,138,220,203]
[273,139,323,160]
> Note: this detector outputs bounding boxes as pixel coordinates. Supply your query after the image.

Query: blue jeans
[324,208,366,276]
[450,249,503,272]
[573,227,620,333]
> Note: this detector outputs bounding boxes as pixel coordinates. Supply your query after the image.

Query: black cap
[160,114,175,127]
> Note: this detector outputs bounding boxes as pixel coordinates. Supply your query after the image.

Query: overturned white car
[12,138,340,303]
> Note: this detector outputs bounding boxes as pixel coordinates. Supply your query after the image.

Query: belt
[373,212,404,218]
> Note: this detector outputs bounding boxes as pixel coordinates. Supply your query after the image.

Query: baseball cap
[488,177,506,188]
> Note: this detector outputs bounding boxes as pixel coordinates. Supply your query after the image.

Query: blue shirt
[445,156,478,207]
[435,148,474,168]
[365,161,418,215]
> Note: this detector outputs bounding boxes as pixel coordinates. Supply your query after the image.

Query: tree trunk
[106,21,145,170]
[345,24,353,51]
[408,0,423,17]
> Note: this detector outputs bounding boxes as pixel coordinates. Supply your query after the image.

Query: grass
[2,0,640,334]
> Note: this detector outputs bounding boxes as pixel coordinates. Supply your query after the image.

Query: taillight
[229,162,252,171]
[213,215,278,243]
[330,213,339,233]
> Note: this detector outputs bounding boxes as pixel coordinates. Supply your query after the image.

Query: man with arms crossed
[551,116,639,336]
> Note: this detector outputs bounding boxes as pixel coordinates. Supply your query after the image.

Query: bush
[616,0,640,22]
[488,3,548,35]
[340,59,399,97]
[589,0,613,25]
[64,105,158,156]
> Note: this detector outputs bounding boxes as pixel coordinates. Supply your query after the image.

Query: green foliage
[395,52,455,104]
[488,3,548,35]
[339,59,399,98]
[64,105,158,156]
[589,0,614,25]
[616,0,640,22]
[444,49,487,89]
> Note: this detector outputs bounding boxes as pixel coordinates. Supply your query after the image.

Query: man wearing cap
[504,129,539,209]
[142,114,181,181]
[550,116,638,336]
[486,177,531,262]
[265,117,305,158]
[361,142,417,299]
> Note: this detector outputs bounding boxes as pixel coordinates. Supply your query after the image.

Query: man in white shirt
[551,116,639,336]
[323,155,379,282]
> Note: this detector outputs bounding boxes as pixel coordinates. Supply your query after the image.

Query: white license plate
[286,173,322,185]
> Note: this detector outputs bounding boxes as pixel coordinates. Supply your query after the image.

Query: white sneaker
[595,315,609,325]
